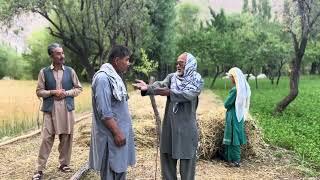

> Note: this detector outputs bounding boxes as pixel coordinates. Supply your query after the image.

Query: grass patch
[207,76,320,170]
[0,80,92,140]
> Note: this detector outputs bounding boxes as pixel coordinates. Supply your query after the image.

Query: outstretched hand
[132,79,148,91]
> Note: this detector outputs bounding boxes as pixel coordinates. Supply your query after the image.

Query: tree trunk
[310,61,318,74]
[275,0,320,113]
[255,76,258,89]
[246,66,253,81]
[157,62,167,80]
[276,60,284,86]
[203,69,209,76]
[80,56,95,81]
[276,73,281,86]
[210,73,219,89]
[269,77,274,85]
[85,66,95,81]
[274,57,301,113]
[210,66,223,88]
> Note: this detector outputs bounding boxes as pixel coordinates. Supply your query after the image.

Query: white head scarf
[170,53,204,113]
[93,63,128,101]
[170,53,203,92]
[227,67,251,122]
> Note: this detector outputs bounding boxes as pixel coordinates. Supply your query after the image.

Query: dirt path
[0,113,91,180]
[0,91,314,179]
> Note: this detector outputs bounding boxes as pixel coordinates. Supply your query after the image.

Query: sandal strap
[32,172,42,180]
[62,166,70,170]
[59,165,71,172]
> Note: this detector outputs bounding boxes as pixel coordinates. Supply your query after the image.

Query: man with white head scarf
[133,52,204,180]
[223,67,251,167]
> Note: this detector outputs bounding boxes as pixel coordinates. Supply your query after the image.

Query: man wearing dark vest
[32,43,82,180]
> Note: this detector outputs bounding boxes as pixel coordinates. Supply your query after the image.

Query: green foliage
[305,39,320,74]
[242,0,249,13]
[206,8,229,33]
[147,0,176,79]
[211,76,320,170]
[241,0,271,20]
[305,40,320,61]
[257,0,271,20]
[175,7,292,87]
[252,0,257,14]
[22,29,87,81]
[176,3,200,35]
[22,29,55,79]
[2,0,154,80]
[133,48,158,77]
[0,44,26,79]
[0,116,38,140]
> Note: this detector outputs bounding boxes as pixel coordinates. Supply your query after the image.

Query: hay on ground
[77,90,265,161]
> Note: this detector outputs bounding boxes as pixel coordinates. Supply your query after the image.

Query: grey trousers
[100,144,126,180]
[160,153,196,180]
[37,129,73,171]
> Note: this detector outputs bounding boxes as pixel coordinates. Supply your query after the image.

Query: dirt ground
[0,91,317,180]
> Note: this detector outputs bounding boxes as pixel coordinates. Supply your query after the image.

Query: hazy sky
[181,0,283,20]
[209,0,243,13]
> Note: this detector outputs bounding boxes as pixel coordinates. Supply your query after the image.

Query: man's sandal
[32,171,43,180]
[58,164,72,172]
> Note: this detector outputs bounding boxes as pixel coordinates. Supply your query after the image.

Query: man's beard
[177,70,184,76]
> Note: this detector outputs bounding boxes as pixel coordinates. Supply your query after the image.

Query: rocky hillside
[0,12,48,53]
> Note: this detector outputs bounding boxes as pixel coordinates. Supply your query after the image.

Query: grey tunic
[142,73,201,159]
[89,72,136,173]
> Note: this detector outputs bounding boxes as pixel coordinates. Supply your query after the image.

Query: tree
[257,0,271,20]
[23,29,56,79]
[203,9,240,88]
[252,0,257,14]
[242,0,249,13]
[0,44,26,79]
[260,32,290,85]
[275,0,320,113]
[133,48,158,80]
[174,2,203,78]
[255,20,291,85]
[147,0,176,80]
[242,0,271,20]
[2,0,152,81]
[176,3,200,35]
[305,36,320,74]
[236,13,267,89]
[206,8,228,33]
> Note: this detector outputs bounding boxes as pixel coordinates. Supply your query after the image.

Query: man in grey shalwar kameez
[89,45,136,180]
[133,53,204,180]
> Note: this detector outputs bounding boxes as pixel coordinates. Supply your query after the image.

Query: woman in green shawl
[223,67,251,167]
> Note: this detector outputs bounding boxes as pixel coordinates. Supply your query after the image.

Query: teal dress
[223,87,247,162]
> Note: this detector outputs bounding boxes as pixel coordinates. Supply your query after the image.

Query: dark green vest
[41,66,74,112]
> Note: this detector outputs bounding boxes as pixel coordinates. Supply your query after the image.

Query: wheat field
[0,80,91,140]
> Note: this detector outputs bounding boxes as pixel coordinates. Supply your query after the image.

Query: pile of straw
[77,123,91,147]
[197,112,264,160]
[77,91,265,161]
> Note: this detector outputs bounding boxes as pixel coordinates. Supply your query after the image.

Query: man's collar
[50,64,65,70]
